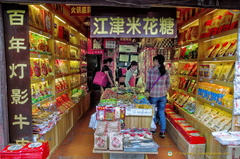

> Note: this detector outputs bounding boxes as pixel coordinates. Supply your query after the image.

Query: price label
[48,34,51,38]
[49,98,52,101]
[38,54,41,58]
[213,58,217,61]
[42,78,45,81]
[200,78,203,81]
[211,103,214,106]
[39,31,43,34]
[37,103,41,107]
[210,80,213,83]
[211,35,215,39]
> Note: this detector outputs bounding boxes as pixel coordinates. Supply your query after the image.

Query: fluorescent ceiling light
[29,31,50,39]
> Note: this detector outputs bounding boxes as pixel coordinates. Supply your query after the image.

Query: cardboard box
[177,133,205,159]
[219,145,240,159]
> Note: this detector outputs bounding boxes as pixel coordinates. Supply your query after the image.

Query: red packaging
[209,15,222,36]
[41,10,52,34]
[58,26,64,39]
[21,142,50,159]
[0,144,23,159]
[230,13,240,29]
[183,132,206,144]
[218,11,234,33]
[200,20,212,39]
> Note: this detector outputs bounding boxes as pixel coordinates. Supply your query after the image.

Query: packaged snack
[212,64,224,80]
[209,15,222,36]
[218,63,234,81]
[96,106,106,121]
[94,133,108,150]
[105,107,115,121]
[224,40,237,56]
[222,94,233,109]
[204,64,216,79]
[33,59,41,77]
[230,13,240,29]
[189,64,198,76]
[218,11,234,33]
[190,26,199,41]
[199,64,205,77]
[234,98,240,115]
[227,68,235,82]
[200,20,212,39]
[109,132,123,150]
[205,45,215,58]
[210,44,222,57]
[217,42,231,57]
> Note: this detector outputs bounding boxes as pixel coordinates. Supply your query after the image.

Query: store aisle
[51,101,186,159]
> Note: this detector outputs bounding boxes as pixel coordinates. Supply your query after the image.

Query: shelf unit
[28,4,89,155]
[170,8,238,159]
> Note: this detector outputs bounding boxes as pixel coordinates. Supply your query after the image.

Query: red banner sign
[70,6,91,16]
[3,4,33,143]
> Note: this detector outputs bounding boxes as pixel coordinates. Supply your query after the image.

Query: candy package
[94,133,108,150]
[200,20,212,39]
[209,15,222,36]
[217,42,231,57]
[205,45,215,58]
[109,132,123,150]
[204,64,216,79]
[224,40,237,56]
[218,63,234,81]
[230,13,240,29]
[212,64,224,80]
[210,44,222,57]
[218,11,234,33]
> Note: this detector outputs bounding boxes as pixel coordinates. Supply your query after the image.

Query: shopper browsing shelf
[125,61,138,87]
[145,55,170,138]
[101,58,115,90]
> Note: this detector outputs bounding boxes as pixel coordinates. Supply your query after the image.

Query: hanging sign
[90,7,177,38]
[2,4,33,143]
[70,6,91,16]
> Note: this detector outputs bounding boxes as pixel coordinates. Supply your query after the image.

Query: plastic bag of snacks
[109,132,123,150]
[94,133,108,150]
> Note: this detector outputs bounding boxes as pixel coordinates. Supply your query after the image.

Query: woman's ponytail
[153,55,166,76]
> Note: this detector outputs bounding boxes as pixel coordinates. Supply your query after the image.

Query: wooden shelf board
[199,77,233,88]
[56,89,70,97]
[59,103,76,118]
[179,59,198,62]
[30,53,52,59]
[173,88,196,98]
[55,57,69,60]
[199,28,238,43]
[178,15,199,31]
[199,56,236,61]
[179,75,197,80]
[32,95,55,108]
[29,26,52,38]
[71,84,81,90]
[55,74,71,78]
[70,58,80,61]
[178,40,198,48]
[93,149,158,154]
[31,75,54,84]
[197,96,232,113]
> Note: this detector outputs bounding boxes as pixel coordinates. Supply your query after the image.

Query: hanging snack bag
[200,20,212,39]
[205,45,215,58]
[218,63,234,81]
[33,59,41,77]
[212,64,224,80]
[189,64,198,76]
[230,13,240,29]
[210,44,222,57]
[227,68,235,82]
[209,15,222,36]
[217,42,231,57]
[224,40,237,56]
[218,11,234,33]
[190,26,199,41]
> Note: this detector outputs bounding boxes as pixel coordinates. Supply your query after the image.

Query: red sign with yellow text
[70,6,91,16]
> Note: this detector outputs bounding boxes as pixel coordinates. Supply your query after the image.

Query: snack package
[227,68,235,82]
[218,11,234,33]
[222,94,233,109]
[212,64,224,80]
[200,20,212,39]
[199,64,205,77]
[109,132,123,151]
[105,107,115,121]
[230,13,240,29]
[210,44,222,57]
[217,42,231,57]
[94,133,108,150]
[96,106,106,121]
[204,64,216,79]
[205,45,215,58]
[209,15,222,36]
[224,40,237,56]
[218,63,234,81]
[234,98,240,115]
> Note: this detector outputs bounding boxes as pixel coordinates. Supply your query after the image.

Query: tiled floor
[51,92,186,159]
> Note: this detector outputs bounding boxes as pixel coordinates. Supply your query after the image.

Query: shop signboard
[70,6,91,16]
[2,4,33,143]
[90,7,177,38]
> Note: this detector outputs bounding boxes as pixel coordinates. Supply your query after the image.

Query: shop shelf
[179,75,197,80]
[69,43,80,48]
[31,75,54,84]
[199,28,238,43]
[55,37,68,45]
[199,56,236,62]
[69,58,81,61]
[174,104,215,132]
[199,77,233,88]
[197,96,232,113]
[71,84,81,90]
[172,88,196,98]
[55,57,69,61]
[178,14,199,30]
[32,95,55,109]
[55,73,71,79]
[179,59,198,62]
[93,149,158,154]
[59,103,76,118]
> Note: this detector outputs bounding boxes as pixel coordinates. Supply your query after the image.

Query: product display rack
[28,4,90,155]
[168,8,239,159]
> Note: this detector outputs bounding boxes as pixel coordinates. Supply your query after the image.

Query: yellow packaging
[218,63,234,81]
[212,64,224,80]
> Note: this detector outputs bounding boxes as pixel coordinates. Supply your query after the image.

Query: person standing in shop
[125,61,138,87]
[102,58,115,90]
[145,55,170,138]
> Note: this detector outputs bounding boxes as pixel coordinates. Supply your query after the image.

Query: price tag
[211,35,215,39]
[42,78,45,81]
[210,80,213,83]
[39,31,43,34]
[49,98,52,101]
[213,58,217,61]
[38,54,41,58]
[37,103,41,107]
[200,78,203,81]
[48,34,51,38]
[211,103,214,106]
